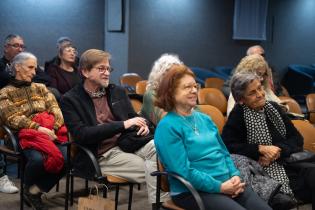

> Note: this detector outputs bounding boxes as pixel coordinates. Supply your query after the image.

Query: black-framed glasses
[7,43,26,50]
[94,66,114,73]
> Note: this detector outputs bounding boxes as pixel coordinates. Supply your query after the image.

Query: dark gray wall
[105,0,130,84]
[264,0,315,79]
[128,0,255,78]
[1,0,314,83]
[0,0,104,67]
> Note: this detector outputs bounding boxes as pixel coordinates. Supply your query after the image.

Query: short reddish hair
[155,64,195,112]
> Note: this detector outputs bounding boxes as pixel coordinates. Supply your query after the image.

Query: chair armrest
[1,125,19,153]
[151,171,205,210]
[70,142,103,180]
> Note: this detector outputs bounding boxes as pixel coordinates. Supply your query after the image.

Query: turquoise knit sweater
[154,111,240,194]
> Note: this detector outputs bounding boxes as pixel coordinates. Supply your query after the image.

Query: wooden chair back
[198,88,227,115]
[157,160,184,210]
[279,96,302,114]
[204,77,225,90]
[120,73,143,88]
[135,80,147,95]
[198,105,225,134]
[306,93,315,123]
[292,120,315,153]
[130,98,142,114]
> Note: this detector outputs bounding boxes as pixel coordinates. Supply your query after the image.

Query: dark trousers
[23,144,67,192]
[286,165,315,210]
[172,186,272,210]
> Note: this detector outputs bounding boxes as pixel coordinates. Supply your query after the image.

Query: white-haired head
[147,53,183,91]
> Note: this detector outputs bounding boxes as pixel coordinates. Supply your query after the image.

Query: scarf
[243,101,294,196]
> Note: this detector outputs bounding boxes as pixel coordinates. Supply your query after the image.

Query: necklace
[84,87,106,98]
[180,113,199,135]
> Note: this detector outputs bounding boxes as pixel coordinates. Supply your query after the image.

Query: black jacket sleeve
[269,102,304,158]
[221,104,260,160]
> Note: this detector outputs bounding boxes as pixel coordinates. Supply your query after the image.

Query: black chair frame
[65,140,135,210]
[151,170,205,210]
[0,125,25,210]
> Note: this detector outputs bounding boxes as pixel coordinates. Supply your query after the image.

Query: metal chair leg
[115,184,120,210]
[70,174,74,206]
[85,179,89,194]
[65,169,70,210]
[103,184,107,198]
[20,157,24,210]
[156,175,161,210]
[128,184,133,210]
[55,181,59,192]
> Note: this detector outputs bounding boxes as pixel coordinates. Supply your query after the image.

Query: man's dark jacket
[60,83,139,178]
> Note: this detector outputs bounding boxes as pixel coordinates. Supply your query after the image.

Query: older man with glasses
[0,34,52,89]
[0,34,26,88]
[0,34,23,194]
[61,49,169,209]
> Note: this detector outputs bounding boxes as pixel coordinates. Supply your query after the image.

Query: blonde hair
[234,54,272,90]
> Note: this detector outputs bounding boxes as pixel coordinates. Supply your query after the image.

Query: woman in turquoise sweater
[154,64,271,210]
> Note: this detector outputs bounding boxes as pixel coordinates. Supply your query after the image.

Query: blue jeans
[23,144,67,192]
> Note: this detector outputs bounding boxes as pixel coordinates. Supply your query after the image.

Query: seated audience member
[226,54,282,116]
[0,34,51,88]
[154,65,271,210]
[246,45,284,96]
[60,49,168,209]
[0,52,67,210]
[141,53,183,125]
[222,73,315,209]
[44,36,79,70]
[0,34,22,194]
[46,43,81,94]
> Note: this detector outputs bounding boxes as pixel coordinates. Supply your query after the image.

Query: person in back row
[226,54,283,116]
[246,45,284,96]
[154,64,271,210]
[44,36,79,70]
[60,49,168,209]
[141,53,183,125]
[46,43,81,95]
[0,34,51,89]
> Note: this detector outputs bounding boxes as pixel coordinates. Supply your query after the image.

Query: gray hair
[230,72,261,103]
[4,34,23,45]
[56,36,72,48]
[10,52,37,76]
[246,45,264,56]
[147,53,183,91]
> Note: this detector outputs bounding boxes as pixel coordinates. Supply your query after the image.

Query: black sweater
[221,101,303,161]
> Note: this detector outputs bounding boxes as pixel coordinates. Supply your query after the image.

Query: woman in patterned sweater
[0,52,67,210]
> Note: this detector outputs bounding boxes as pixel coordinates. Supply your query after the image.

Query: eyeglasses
[94,66,114,73]
[7,43,26,50]
[182,83,201,92]
[64,48,78,55]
